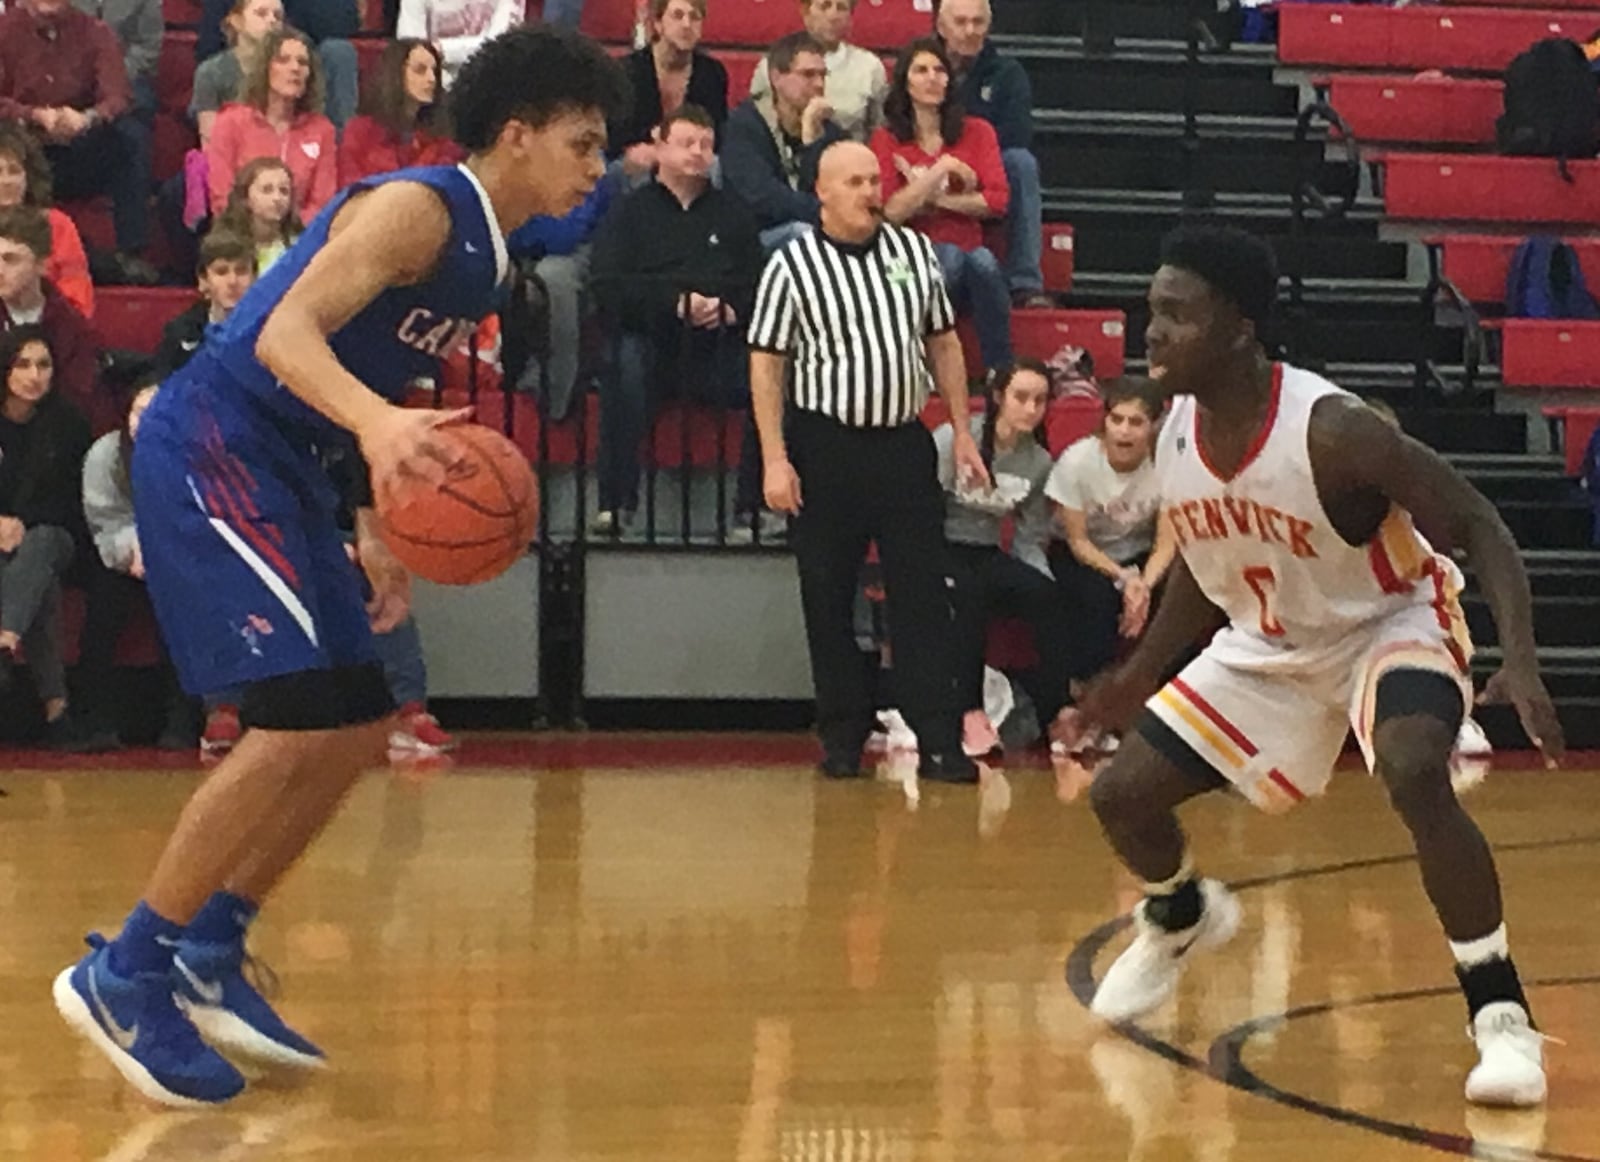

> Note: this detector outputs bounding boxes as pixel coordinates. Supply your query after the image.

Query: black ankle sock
[1144,877,1202,932]
[1457,956,1531,1022]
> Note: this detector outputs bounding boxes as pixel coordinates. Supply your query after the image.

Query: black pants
[44,85,153,255]
[947,543,1073,726]
[1050,544,1152,687]
[789,410,961,757]
[76,565,185,729]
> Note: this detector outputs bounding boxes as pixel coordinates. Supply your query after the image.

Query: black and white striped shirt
[747,224,957,428]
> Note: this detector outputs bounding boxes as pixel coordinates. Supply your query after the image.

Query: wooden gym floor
[0,735,1595,1162]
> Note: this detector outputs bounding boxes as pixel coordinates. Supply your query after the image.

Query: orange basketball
[376,424,539,586]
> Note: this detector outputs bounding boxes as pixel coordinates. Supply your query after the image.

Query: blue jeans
[599,327,760,515]
[1001,148,1044,294]
[542,0,586,26]
[935,242,1013,372]
[318,39,359,129]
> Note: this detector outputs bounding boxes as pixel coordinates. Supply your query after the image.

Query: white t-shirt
[1045,435,1161,564]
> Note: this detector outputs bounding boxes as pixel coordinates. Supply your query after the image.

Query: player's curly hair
[449,26,631,152]
[1159,224,1279,330]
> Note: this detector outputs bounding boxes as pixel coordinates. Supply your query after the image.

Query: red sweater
[0,5,129,124]
[337,116,465,187]
[46,208,94,320]
[207,104,338,220]
[870,116,1009,253]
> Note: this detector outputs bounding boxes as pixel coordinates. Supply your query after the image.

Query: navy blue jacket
[721,97,846,230]
[950,40,1033,152]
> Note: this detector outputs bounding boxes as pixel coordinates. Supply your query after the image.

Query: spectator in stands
[503,172,618,420]
[0,324,106,749]
[751,0,888,142]
[0,207,110,433]
[155,229,256,376]
[1045,376,1176,699]
[206,27,338,221]
[339,38,461,186]
[874,38,1011,373]
[78,375,197,748]
[215,156,303,271]
[936,359,1071,753]
[198,0,359,127]
[725,32,846,251]
[191,0,284,148]
[0,121,94,318]
[396,0,526,90]
[612,0,729,169]
[0,0,158,284]
[936,0,1048,306]
[590,104,765,536]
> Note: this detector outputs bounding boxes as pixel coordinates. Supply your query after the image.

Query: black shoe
[0,648,15,694]
[919,751,979,784]
[45,712,121,754]
[817,751,863,779]
[108,252,162,286]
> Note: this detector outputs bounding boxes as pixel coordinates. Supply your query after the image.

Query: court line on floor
[1063,833,1600,1162]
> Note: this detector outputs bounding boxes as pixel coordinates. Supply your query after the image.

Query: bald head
[817,140,883,243]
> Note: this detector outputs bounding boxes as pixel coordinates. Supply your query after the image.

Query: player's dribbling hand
[354,514,412,633]
[1480,665,1565,769]
[764,458,803,515]
[359,404,473,509]
[1075,662,1157,735]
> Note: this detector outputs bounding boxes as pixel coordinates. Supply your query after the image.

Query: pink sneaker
[389,702,457,756]
[962,709,999,757]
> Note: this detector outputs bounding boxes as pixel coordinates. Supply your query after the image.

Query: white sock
[1449,923,1510,969]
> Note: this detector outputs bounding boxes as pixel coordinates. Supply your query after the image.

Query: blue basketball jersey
[165,162,508,449]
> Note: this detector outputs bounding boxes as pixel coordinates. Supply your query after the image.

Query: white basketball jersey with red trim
[1157,363,1448,672]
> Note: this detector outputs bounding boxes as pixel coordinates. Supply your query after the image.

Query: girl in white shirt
[1046,376,1177,691]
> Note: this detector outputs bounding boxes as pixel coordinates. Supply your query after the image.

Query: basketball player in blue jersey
[53,27,628,1107]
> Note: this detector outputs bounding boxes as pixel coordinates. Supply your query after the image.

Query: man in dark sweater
[155,229,256,379]
[723,31,848,252]
[937,0,1048,303]
[590,104,767,535]
[0,208,111,435]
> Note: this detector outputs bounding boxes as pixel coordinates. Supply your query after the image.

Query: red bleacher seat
[1437,234,1600,304]
[1382,154,1600,223]
[1500,319,1600,387]
[355,36,387,85]
[157,31,197,117]
[1544,405,1600,474]
[1042,223,1075,294]
[95,288,197,354]
[723,49,764,102]
[958,308,1127,383]
[163,0,203,25]
[1327,75,1500,146]
[1280,3,1592,72]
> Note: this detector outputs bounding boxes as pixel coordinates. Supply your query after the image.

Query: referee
[748,140,990,783]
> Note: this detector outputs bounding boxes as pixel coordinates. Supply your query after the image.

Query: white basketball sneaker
[1465,1002,1548,1107]
[1091,878,1242,1023]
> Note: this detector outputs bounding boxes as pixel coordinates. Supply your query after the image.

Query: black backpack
[1497,38,1600,180]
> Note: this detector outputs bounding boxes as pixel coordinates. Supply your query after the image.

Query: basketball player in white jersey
[1071,225,1564,1107]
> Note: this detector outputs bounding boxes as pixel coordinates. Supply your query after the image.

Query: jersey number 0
[1243,565,1286,637]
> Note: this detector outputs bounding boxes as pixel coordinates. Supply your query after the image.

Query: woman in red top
[338,38,464,187]
[0,123,94,319]
[871,38,1012,372]
[206,27,338,221]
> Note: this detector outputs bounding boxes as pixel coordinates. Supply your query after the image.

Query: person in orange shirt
[205,27,337,222]
[0,122,95,318]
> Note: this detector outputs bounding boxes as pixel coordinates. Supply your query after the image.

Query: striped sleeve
[747,251,798,355]
[920,231,958,336]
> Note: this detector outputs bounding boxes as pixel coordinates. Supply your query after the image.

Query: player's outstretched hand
[354,511,412,633]
[360,404,474,510]
[1479,665,1565,769]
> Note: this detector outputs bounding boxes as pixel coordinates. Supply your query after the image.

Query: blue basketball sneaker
[53,934,245,1107]
[171,936,326,1070]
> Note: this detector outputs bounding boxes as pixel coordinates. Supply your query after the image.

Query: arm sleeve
[921,233,957,336]
[188,56,228,119]
[206,108,242,216]
[722,113,820,228]
[864,56,889,137]
[989,58,1034,151]
[48,211,95,319]
[91,23,132,122]
[1044,442,1086,509]
[746,254,798,354]
[82,434,139,571]
[337,116,383,187]
[969,118,1010,216]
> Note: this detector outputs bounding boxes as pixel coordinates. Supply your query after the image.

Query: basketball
[375,424,539,586]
